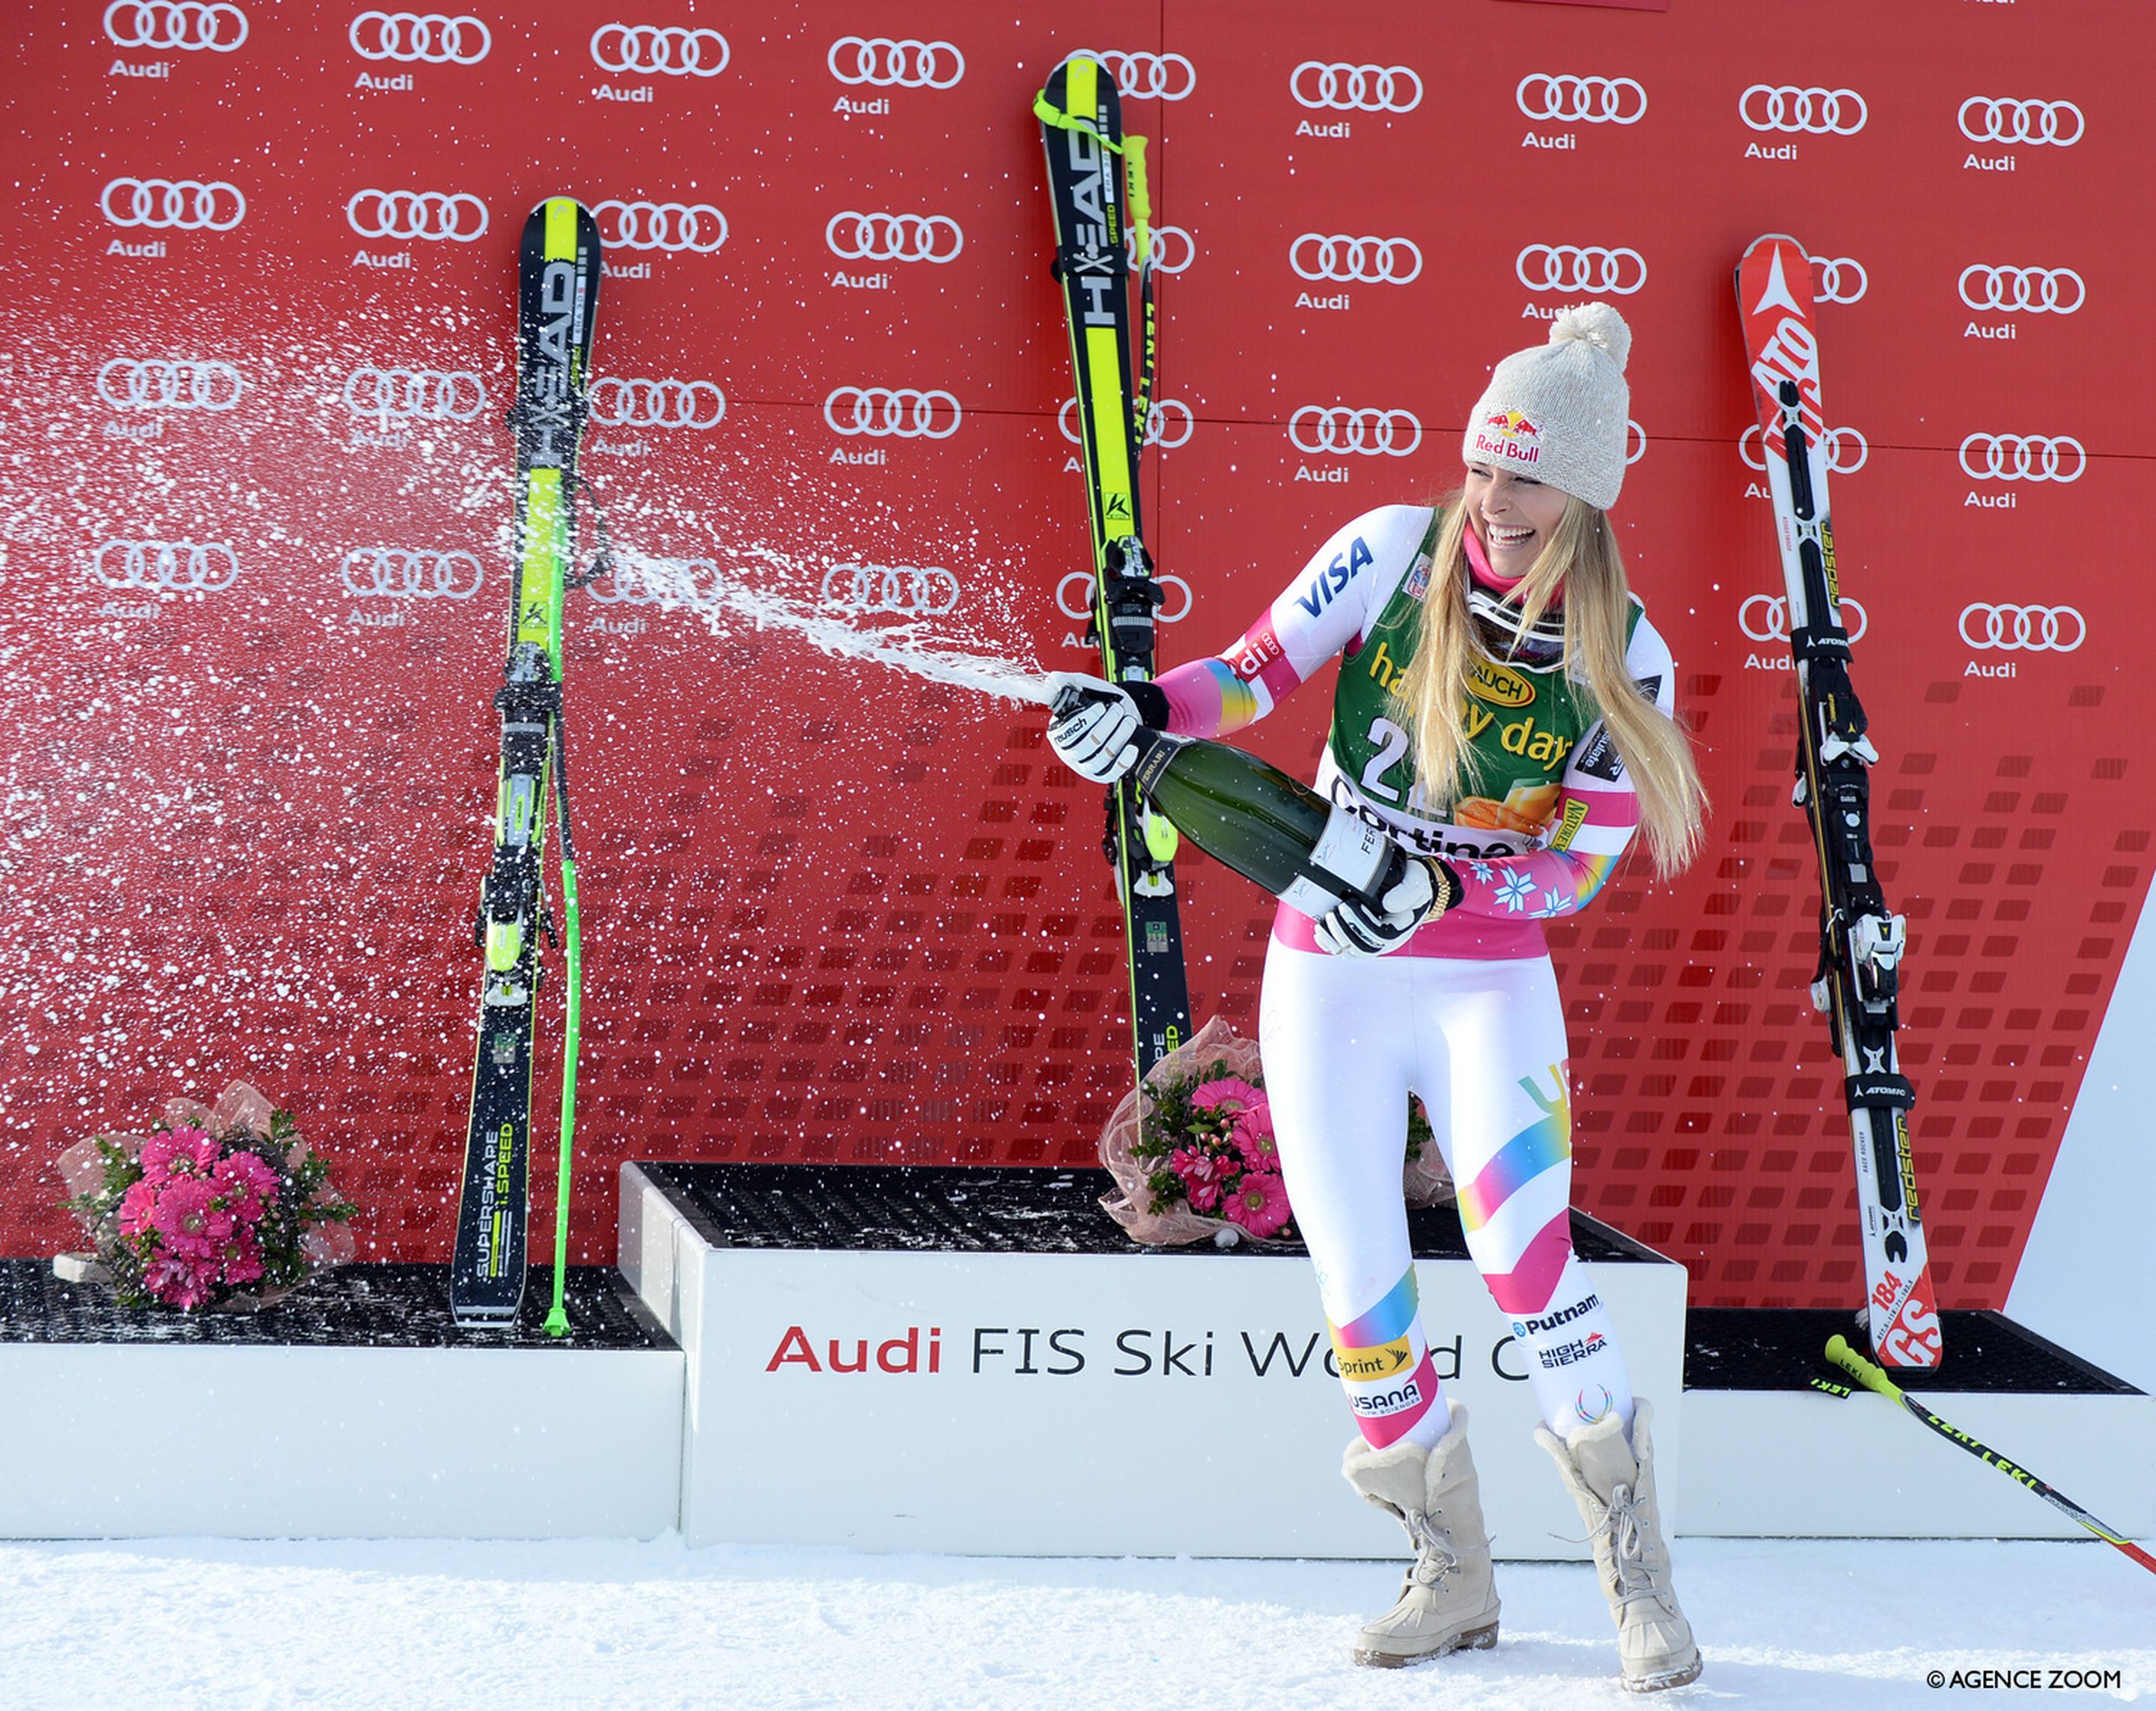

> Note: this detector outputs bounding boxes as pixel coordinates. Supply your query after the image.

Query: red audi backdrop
[2,0,2151,1316]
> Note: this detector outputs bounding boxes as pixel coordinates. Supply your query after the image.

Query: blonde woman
[1048,306,1708,1691]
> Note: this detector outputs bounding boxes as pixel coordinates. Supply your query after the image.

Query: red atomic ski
[1736,234,1943,1369]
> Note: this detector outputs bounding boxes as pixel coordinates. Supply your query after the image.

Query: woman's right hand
[1045,672,1142,783]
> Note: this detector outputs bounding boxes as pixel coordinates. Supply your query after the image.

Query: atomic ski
[1036,52,1192,1084]
[1736,234,1943,1368]
[450,197,602,1331]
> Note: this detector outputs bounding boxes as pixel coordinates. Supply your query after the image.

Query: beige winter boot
[1536,1397,1702,1692]
[1340,1398,1502,1668]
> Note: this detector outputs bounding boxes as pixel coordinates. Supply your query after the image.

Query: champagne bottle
[1121,725,1415,920]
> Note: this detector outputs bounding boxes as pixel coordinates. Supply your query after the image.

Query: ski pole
[1824,1335,2156,1576]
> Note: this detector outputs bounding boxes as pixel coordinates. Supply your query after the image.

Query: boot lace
[1403,1507,1460,1587]
[1595,1483,1669,1614]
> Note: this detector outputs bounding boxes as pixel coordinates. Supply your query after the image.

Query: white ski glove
[1045,671,1144,784]
[1313,848,1456,958]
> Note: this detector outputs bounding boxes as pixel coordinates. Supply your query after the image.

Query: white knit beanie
[1461,303,1632,511]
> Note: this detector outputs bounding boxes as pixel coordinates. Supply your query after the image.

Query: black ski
[1037,53,1193,1083]
[450,198,602,1328]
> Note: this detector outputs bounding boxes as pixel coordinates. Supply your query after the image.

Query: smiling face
[1464,463,1572,582]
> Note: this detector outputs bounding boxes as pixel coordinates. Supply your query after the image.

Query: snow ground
[1,1536,2149,1710]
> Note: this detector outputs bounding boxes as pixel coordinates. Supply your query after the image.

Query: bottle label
[1291,802,1390,917]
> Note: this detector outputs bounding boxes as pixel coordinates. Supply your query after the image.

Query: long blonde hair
[1392,494,1706,879]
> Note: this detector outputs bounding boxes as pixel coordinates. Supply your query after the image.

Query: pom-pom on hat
[1461,303,1633,511]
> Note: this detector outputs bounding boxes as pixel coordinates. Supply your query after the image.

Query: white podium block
[620,1161,1690,1558]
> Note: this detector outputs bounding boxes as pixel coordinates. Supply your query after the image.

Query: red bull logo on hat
[1473,407,1543,467]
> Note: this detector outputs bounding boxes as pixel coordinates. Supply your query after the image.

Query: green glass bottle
[1123,726,1403,919]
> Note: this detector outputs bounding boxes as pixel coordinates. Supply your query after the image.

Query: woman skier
[1047,305,1708,1692]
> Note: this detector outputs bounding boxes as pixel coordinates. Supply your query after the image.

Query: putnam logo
[1468,659,1536,708]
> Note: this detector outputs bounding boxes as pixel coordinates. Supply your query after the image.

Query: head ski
[450,197,603,1329]
[1037,54,1193,1084]
[1735,234,1942,1368]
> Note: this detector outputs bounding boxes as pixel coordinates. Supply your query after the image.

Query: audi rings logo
[1741,593,1868,645]
[1741,85,1867,134]
[1626,419,1647,467]
[1516,244,1645,294]
[1057,397,1193,451]
[101,178,245,231]
[1959,434,2085,483]
[824,387,961,440]
[595,201,727,253]
[1958,97,2083,146]
[1084,50,1196,102]
[1811,253,1868,304]
[346,189,487,243]
[820,563,961,618]
[828,37,963,88]
[585,557,721,606]
[1290,407,1422,458]
[98,357,243,412]
[591,24,728,76]
[1292,234,1422,285]
[1515,73,1645,124]
[341,547,483,599]
[1059,568,1190,625]
[1741,423,1866,473]
[825,212,963,264]
[91,539,239,593]
[1959,264,2084,314]
[1960,604,2084,652]
[341,367,486,421]
[104,1,247,50]
[590,377,725,431]
[349,13,491,64]
[1291,63,1422,113]
[1132,223,1196,275]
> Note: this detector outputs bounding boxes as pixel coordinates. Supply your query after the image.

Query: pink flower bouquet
[1098,1015,1451,1248]
[55,1082,356,1312]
